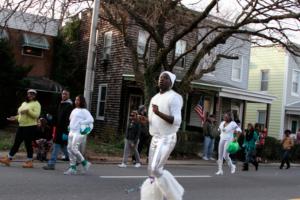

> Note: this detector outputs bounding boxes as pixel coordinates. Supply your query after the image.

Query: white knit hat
[27,89,37,94]
[159,71,176,88]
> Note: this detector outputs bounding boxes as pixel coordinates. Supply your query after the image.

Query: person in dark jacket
[118,111,141,168]
[132,105,150,164]
[43,89,73,170]
[242,123,259,171]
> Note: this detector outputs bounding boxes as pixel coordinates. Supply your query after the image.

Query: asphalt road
[1,161,300,200]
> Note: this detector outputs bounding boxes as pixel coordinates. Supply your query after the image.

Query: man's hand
[152,104,159,115]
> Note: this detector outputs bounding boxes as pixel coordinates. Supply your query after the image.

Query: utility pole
[84,0,100,110]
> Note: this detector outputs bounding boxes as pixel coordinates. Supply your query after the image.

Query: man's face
[159,73,172,92]
[61,90,70,101]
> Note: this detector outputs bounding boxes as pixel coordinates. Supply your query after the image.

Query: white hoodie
[69,108,94,133]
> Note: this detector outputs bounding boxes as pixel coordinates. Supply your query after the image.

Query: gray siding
[201,36,251,90]
[286,53,300,105]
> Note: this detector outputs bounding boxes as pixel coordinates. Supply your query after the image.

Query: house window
[137,30,150,58]
[103,31,112,58]
[257,110,266,127]
[231,54,243,82]
[292,70,300,96]
[22,33,49,57]
[175,40,186,68]
[260,70,269,91]
[291,120,297,134]
[96,84,107,120]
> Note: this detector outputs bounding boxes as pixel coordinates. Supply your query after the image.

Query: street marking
[100,175,212,179]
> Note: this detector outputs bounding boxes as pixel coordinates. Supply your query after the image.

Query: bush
[262,136,300,162]
[172,130,201,158]
[262,136,281,161]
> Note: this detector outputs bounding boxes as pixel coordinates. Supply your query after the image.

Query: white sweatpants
[141,134,184,200]
[67,131,86,166]
[217,138,234,169]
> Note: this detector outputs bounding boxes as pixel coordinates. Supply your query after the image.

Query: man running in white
[141,71,184,200]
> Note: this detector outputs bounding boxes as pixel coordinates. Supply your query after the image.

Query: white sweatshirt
[148,90,183,136]
[219,121,241,140]
[69,108,94,133]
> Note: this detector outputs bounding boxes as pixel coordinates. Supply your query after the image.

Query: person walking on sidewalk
[43,89,73,170]
[242,123,259,171]
[0,89,41,168]
[215,112,241,175]
[64,95,94,175]
[141,71,184,200]
[118,110,141,168]
[132,105,150,164]
[280,129,294,169]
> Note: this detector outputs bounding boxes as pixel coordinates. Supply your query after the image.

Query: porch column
[216,95,222,123]
[241,100,246,130]
[265,103,271,129]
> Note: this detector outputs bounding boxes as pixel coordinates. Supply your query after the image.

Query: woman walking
[64,95,94,175]
[216,112,241,175]
[0,89,41,168]
[280,129,294,169]
[242,123,259,171]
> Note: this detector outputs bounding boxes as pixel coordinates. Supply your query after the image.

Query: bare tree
[1,0,299,103]
[100,0,300,103]
[0,0,93,29]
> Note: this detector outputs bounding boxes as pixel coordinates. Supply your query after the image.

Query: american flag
[194,96,205,122]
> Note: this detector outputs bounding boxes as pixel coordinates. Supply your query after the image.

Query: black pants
[9,126,36,159]
[280,150,291,168]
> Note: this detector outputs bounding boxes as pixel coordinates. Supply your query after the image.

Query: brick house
[78,10,275,140]
[0,9,60,92]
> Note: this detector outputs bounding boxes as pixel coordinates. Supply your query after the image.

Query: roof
[286,101,300,115]
[0,9,59,36]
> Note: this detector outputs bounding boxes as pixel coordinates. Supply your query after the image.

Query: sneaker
[118,163,127,168]
[134,163,141,168]
[0,156,11,166]
[83,161,91,172]
[231,164,236,174]
[209,157,215,161]
[43,165,55,170]
[202,156,209,161]
[64,168,77,175]
[22,160,33,168]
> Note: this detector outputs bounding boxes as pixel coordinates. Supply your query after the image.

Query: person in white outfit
[216,112,241,175]
[64,95,94,175]
[140,71,184,200]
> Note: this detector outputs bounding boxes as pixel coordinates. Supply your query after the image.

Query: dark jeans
[9,126,37,159]
[280,149,291,168]
[48,143,69,166]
